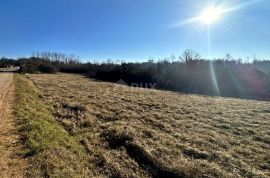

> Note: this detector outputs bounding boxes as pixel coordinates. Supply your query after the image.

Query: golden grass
[14,74,94,177]
[27,73,270,178]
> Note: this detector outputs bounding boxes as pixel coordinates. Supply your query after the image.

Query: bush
[20,63,39,74]
[37,64,58,74]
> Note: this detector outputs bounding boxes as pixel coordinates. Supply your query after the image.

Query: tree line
[1,50,270,101]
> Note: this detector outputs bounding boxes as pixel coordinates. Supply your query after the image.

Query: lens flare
[207,26,220,96]
[170,0,266,95]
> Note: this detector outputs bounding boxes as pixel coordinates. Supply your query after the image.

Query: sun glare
[200,6,222,24]
[173,0,263,28]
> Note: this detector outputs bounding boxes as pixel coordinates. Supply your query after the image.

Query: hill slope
[26,73,270,177]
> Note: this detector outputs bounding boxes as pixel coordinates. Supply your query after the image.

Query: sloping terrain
[27,73,270,177]
[0,73,27,177]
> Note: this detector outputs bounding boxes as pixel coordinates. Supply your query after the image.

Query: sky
[0,0,270,62]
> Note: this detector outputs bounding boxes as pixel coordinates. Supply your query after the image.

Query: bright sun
[200,6,222,24]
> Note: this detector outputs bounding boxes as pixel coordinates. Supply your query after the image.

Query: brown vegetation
[14,74,94,177]
[27,73,270,177]
[0,74,27,177]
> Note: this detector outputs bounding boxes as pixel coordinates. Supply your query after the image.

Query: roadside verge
[14,74,92,177]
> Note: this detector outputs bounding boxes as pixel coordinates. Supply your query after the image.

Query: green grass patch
[14,74,93,177]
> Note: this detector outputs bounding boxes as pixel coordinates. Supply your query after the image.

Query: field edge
[14,74,93,177]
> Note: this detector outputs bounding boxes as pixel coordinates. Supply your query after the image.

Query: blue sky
[0,0,269,61]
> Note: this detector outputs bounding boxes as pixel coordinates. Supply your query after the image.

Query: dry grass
[14,74,94,177]
[27,73,270,177]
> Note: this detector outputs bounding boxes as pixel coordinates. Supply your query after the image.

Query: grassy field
[18,73,270,177]
[14,74,94,177]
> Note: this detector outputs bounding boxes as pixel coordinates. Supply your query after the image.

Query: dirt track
[0,73,13,107]
[0,73,26,177]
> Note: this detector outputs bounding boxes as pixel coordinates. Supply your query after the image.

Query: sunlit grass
[14,74,94,177]
[26,73,270,177]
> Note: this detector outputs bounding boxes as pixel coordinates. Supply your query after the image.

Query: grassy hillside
[14,74,94,177]
[22,73,270,177]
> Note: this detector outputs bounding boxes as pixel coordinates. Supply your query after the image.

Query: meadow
[15,73,270,177]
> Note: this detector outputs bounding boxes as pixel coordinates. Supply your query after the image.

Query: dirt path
[0,73,26,178]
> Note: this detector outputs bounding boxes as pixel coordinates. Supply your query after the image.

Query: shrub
[37,64,58,74]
